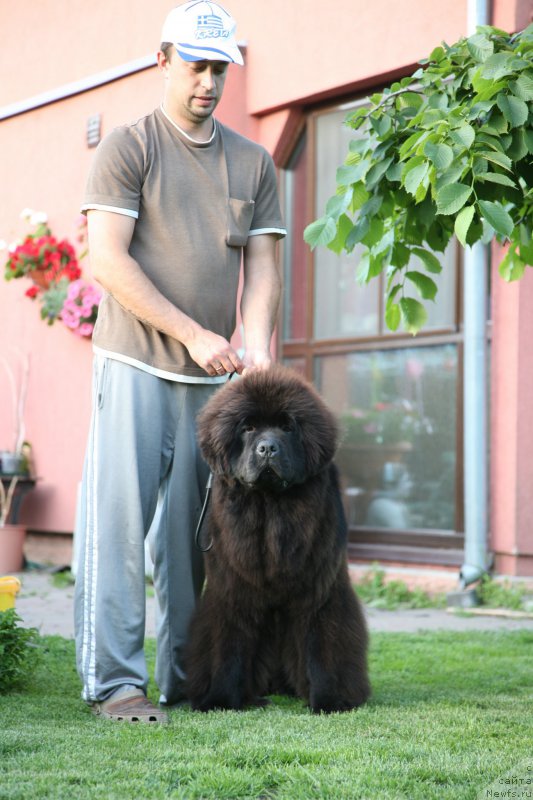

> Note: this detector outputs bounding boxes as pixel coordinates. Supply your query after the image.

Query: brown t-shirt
[82,107,286,380]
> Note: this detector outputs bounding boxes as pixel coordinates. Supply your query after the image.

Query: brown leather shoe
[91,688,168,724]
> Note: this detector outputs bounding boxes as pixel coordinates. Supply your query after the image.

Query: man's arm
[87,210,243,375]
[240,233,282,371]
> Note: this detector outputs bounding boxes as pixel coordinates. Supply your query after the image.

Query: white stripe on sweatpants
[80,358,100,701]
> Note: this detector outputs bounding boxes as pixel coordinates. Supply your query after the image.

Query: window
[281,99,469,561]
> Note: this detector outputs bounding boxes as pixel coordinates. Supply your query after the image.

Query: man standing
[74,0,286,723]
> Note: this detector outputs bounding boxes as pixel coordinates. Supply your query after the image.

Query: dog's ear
[197,405,229,474]
[297,399,338,475]
[197,389,241,475]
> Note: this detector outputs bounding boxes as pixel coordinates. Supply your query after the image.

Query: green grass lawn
[0,631,532,799]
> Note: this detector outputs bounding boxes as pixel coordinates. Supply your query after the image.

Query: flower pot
[0,575,21,610]
[28,269,51,289]
[0,451,26,475]
[0,524,26,573]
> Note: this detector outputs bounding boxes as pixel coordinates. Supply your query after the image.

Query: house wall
[1,0,532,577]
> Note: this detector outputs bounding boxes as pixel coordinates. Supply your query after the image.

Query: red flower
[25,286,39,299]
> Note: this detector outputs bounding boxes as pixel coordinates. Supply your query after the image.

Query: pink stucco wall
[1,0,532,580]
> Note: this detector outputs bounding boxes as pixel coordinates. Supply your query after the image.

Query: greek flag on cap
[161,1,244,65]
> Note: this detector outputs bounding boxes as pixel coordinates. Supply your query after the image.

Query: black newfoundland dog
[185,364,370,713]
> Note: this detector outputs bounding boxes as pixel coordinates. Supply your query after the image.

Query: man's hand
[185,327,244,376]
[241,348,273,375]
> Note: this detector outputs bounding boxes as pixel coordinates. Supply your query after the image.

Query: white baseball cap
[161,1,244,65]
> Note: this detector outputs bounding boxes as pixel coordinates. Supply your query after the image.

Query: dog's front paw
[309,684,370,714]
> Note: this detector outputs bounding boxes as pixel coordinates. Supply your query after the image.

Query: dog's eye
[243,423,256,433]
[281,422,293,433]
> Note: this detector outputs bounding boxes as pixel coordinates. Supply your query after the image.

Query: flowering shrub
[2,209,100,337]
[342,400,433,446]
[60,280,102,337]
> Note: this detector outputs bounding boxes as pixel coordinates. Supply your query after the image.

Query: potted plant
[2,209,101,335]
[0,350,31,573]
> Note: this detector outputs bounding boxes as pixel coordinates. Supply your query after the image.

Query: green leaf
[476,150,513,172]
[429,45,445,63]
[478,172,517,188]
[411,247,442,273]
[525,129,533,154]
[481,219,495,245]
[345,217,370,249]
[454,205,476,247]
[351,182,371,211]
[397,92,424,111]
[449,124,475,149]
[304,216,337,249]
[349,137,371,155]
[372,228,394,257]
[467,34,494,62]
[436,161,468,190]
[327,214,354,255]
[499,249,526,281]
[402,160,429,196]
[385,301,401,331]
[472,79,507,103]
[356,252,385,284]
[475,132,506,152]
[362,218,385,248]
[391,242,411,268]
[365,157,394,190]
[371,114,392,137]
[399,297,428,335]
[510,72,533,101]
[423,141,454,170]
[496,93,529,128]
[478,200,514,238]
[518,224,533,265]
[405,270,438,300]
[386,162,403,182]
[325,189,353,221]
[481,53,521,80]
[486,111,508,134]
[506,129,529,162]
[436,183,473,215]
[336,160,370,186]
[399,130,427,161]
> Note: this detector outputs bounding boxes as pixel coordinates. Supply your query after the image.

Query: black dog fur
[185,364,370,713]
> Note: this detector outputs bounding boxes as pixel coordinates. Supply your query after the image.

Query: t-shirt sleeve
[81,126,143,218]
[249,150,287,239]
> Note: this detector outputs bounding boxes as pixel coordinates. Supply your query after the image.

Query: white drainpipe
[459,0,491,587]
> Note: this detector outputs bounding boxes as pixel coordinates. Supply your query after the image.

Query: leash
[194,370,237,552]
[195,472,214,552]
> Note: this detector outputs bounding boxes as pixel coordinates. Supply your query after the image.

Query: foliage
[342,400,432,446]
[354,565,445,609]
[476,574,530,610]
[50,569,75,590]
[1,209,101,336]
[0,609,42,692]
[305,24,533,334]
[1,633,533,798]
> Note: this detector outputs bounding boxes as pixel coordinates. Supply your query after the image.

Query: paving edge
[446,607,533,619]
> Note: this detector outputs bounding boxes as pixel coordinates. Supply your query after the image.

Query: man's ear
[157,50,171,75]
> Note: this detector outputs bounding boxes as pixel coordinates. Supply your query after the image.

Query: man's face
[159,49,229,128]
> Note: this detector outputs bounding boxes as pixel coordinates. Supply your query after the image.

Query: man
[74,0,286,724]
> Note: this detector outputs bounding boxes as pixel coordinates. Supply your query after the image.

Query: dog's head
[197,365,338,492]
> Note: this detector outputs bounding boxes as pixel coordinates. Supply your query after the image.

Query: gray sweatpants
[74,355,217,704]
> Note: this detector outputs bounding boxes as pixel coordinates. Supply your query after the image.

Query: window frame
[279,95,473,563]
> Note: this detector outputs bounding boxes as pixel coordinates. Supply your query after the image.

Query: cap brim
[175,42,243,66]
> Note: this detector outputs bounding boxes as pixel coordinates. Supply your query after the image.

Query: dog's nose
[256,438,279,458]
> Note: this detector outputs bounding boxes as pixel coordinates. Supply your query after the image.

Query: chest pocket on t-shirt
[226,198,255,247]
